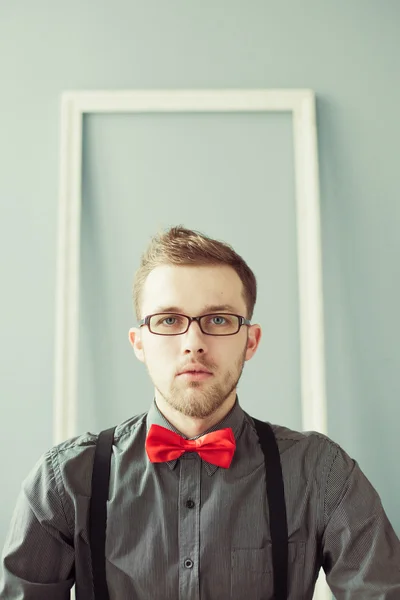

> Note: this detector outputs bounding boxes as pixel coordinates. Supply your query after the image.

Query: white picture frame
[55,89,329,600]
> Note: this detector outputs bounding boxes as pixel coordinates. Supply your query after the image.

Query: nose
[182,319,208,352]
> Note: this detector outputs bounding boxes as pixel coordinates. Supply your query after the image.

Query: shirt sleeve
[0,450,75,599]
[321,443,400,598]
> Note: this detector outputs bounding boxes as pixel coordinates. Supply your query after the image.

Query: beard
[149,346,247,419]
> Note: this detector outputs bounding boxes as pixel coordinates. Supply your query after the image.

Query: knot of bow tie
[145,424,236,468]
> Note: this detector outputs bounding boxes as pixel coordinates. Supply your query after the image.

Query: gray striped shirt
[1,396,400,599]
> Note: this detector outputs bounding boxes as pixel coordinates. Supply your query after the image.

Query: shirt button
[186,499,195,508]
[184,559,194,569]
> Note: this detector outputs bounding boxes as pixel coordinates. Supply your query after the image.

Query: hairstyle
[133,225,257,321]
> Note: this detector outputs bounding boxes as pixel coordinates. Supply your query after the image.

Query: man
[1,225,399,599]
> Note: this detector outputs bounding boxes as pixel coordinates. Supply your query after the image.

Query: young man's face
[129,265,261,419]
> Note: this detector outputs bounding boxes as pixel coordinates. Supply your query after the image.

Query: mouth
[178,371,213,381]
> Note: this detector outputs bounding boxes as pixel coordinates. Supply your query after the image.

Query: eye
[163,317,177,325]
[211,315,226,325]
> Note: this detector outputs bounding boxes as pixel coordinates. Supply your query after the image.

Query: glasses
[138,312,251,336]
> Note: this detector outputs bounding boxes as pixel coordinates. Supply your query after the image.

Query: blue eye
[212,316,226,325]
[164,317,176,325]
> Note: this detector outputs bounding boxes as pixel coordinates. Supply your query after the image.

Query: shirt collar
[145,394,245,476]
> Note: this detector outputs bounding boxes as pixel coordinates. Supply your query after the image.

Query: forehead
[141,265,246,315]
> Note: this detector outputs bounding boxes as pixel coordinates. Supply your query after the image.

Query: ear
[244,324,262,361]
[128,327,145,363]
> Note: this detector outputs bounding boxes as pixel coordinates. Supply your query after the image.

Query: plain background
[1,1,399,591]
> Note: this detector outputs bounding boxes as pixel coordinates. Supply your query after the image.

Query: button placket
[178,455,201,600]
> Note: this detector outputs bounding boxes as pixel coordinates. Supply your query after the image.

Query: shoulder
[24,411,148,501]
[52,410,147,455]
[243,412,354,481]
[244,411,339,451]
[244,414,360,522]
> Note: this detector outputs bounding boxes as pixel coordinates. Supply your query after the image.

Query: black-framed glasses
[138,312,251,336]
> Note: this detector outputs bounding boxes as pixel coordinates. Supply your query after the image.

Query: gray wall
[1,0,399,572]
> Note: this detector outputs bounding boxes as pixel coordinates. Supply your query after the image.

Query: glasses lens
[149,314,189,335]
[200,314,239,335]
[149,313,240,335]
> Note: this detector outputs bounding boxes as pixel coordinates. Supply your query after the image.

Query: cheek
[144,340,176,375]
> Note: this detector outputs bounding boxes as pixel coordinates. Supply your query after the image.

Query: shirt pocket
[231,541,305,600]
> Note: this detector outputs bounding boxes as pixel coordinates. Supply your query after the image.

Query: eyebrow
[151,304,238,314]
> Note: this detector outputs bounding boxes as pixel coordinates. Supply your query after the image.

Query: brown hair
[133,225,257,321]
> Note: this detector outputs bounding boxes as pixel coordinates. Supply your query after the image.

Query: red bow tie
[145,424,236,468]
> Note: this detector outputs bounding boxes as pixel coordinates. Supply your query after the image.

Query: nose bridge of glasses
[187,315,205,333]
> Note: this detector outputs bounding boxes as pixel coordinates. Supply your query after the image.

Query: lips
[179,370,211,375]
[179,371,212,381]
[178,366,212,375]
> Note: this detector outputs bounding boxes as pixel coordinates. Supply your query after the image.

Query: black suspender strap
[89,426,116,600]
[252,418,289,600]
[89,419,288,600]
